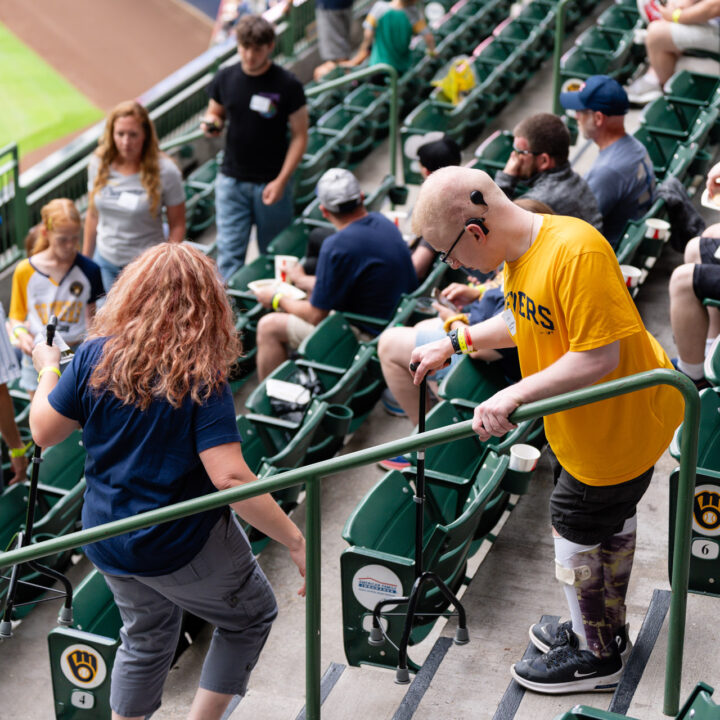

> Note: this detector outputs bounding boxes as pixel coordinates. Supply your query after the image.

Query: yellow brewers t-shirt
[503,214,683,486]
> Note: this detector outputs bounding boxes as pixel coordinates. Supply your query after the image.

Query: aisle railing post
[305,475,322,719]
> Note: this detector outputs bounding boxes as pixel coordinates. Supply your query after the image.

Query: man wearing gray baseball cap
[251,168,417,379]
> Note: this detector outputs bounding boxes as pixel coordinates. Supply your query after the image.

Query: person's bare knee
[646,20,678,52]
[684,236,701,264]
[378,326,417,368]
[257,312,290,344]
[702,222,720,239]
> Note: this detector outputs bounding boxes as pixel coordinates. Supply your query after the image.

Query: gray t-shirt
[88,154,185,267]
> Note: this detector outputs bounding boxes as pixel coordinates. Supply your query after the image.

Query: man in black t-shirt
[203,15,308,280]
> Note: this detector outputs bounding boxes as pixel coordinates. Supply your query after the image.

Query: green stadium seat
[340,451,510,669]
[670,387,720,468]
[472,129,513,176]
[632,126,682,179]
[48,568,121,719]
[597,2,642,33]
[640,97,719,147]
[316,105,374,165]
[704,334,720,387]
[676,682,720,720]
[344,84,391,144]
[665,70,720,106]
[266,220,311,258]
[669,466,720,597]
[574,25,633,76]
[437,352,507,403]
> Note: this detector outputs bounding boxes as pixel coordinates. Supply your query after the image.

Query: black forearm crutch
[368,367,469,684]
[0,315,73,638]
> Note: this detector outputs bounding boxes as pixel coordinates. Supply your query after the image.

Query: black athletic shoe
[529,620,633,663]
[511,634,622,694]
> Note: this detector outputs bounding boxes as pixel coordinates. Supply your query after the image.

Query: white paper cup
[509,444,541,472]
[619,264,643,288]
[644,217,670,241]
[274,255,299,283]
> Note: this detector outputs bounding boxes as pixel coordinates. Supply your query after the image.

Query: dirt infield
[0,0,213,168]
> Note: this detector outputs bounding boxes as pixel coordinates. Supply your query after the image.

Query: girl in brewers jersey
[9,199,103,396]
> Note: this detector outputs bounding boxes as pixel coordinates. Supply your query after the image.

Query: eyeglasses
[438,225,468,265]
[512,146,542,156]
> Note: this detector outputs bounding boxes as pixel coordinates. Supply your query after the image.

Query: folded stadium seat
[340,451,510,670]
[184,156,220,238]
[316,104,375,165]
[471,129,514,177]
[305,66,346,124]
[226,254,274,320]
[48,568,122,717]
[493,16,548,69]
[560,44,630,86]
[632,126,684,180]
[664,70,720,107]
[344,84,391,145]
[266,220,311,258]
[640,97,720,147]
[597,1,642,32]
[300,196,336,229]
[364,173,399,212]
[704,330,720,387]
[669,465,720,596]
[476,34,531,91]
[669,386,720,466]
[293,128,342,213]
[437,352,509,403]
[229,314,258,392]
[574,25,634,74]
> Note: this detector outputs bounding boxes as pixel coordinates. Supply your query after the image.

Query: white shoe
[626,72,663,104]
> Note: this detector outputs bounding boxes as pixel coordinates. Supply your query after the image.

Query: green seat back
[38,430,86,494]
[297,314,360,368]
[438,353,507,403]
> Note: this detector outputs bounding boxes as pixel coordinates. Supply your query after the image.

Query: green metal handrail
[0,369,699,717]
[551,0,572,116]
[304,63,400,185]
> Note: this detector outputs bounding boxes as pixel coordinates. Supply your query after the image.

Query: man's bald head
[411,166,513,249]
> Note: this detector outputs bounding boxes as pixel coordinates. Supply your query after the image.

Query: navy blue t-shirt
[48,338,242,576]
[310,213,417,333]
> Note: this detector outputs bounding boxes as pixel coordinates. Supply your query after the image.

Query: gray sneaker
[529,620,632,663]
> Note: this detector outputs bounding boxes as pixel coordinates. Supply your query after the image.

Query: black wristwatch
[447,328,462,354]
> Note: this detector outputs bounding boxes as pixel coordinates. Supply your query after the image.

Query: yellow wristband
[37,366,61,382]
[9,441,32,458]
[12,326,29,339]
[442,313,469,333]
[457,327,469,353]
[672,8,682,22]
[272,293,285,311]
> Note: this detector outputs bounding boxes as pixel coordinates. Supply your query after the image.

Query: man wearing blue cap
[560,76,656,249]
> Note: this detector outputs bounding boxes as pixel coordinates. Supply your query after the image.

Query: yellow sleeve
[556,250,642,352]
[9,260,33,323]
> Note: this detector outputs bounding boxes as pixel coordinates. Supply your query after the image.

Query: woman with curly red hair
[29,243,305,720]
[83,101,186,291]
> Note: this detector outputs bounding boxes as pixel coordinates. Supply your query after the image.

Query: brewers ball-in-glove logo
[69,281,84,297]
[60,644,107,688]
[693,485,720,536]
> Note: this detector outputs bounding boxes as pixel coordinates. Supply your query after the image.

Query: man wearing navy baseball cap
[560,75,656,248]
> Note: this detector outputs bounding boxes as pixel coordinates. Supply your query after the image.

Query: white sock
[706,336,718,357]
[677,359,704,381]
[554,536,600,650]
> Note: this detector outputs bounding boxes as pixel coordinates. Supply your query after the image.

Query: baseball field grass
[0,22,103,159]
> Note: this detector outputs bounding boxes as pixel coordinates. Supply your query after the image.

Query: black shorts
[548,449,654,545]
[694,236,720,302]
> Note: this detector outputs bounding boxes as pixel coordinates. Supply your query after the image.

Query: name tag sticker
[502,309,516,336]
[117,192,140,210]
[250,94,272,114]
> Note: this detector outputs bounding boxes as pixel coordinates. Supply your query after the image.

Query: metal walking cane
[0,315,73,637]
[368,367,470,684]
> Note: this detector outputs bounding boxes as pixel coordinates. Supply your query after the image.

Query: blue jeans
[215,173,294,280]
[93,251,124,293]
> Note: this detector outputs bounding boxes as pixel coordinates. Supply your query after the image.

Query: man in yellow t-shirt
[409,166,684,694]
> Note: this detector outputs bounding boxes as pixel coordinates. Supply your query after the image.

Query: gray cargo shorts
[102,512,278,718]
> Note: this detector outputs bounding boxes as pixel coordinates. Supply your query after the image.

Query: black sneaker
[512,633,622,694]
[529,620,633,664]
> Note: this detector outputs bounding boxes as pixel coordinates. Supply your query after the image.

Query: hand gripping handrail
[0,369,699,717]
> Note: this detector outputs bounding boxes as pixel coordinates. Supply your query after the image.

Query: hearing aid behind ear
[466,216,490,235]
